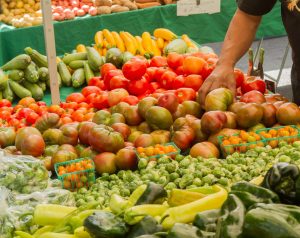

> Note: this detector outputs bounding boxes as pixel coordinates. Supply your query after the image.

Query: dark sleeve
[236,0,277,16]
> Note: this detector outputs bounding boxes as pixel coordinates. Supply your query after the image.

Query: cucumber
[38,67,49,82]
[3,81,15,102]
[23,81,44,101]
[83,61,94,84]
[0,70,8,90]
[46,72,62,88]
[86,47,104,71]
[24,47,48,68]
[1,54,31,71]
[9,80,32,99]
[69,60,87,70]
[72,68,85,88]
[63,52,87,65]
[8,69,25,82]
[24,62,39,83]
[58,61,72,86]
[37,81,47,91]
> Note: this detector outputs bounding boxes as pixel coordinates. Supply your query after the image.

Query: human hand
[198,65,236,109]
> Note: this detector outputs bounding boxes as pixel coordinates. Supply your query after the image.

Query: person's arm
[198,9,262,107]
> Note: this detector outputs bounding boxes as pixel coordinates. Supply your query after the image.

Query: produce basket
[54,158,96,191]
[257,125,300,148]
[135,142,181,160]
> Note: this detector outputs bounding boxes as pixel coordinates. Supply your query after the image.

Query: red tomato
[78,102,90,109]
[101,63,117,79]
[37,106,48,116]
[127,78,150,96]
[167,52,184,69]
[0,99,12,108]
[184,74,204,91]
[88,77,106,90]
[71,110,85,122]
[91,92,109,110]
[175,88,196,103]
[149,82,161,92]
[28,103,39,112]
[17,108,33,119]
[26,111,39,125]
[234,68,246,88]
[37,101,47,107]
[104,69,123,90]
[158,71,177,89]
[0,110,11,120]
[110,76,130,90]
[175,66,184,75]
[66,93,86,103]
[144,67,157,82]
[85,93,97,104]
[64,102,78,110]
[61,117,73,125]
[121,95,139,105]
[183,56,207,75]
[172,75,185,89]
[241,76,266,94]
[153,67,167,82]
[122,57,148,81]
[150,56,168,67]
[9,118,20,128]
[18,97,35,107]
[82,86,102,97]
[201,64,214,80]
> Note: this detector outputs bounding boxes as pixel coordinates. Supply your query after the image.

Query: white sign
[177,0,221,16]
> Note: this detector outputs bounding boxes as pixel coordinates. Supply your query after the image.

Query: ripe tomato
[127,78,150,96]
[61,117,73,124]
[26,111,39,125]
[183,56,207,75]
[64,102,78,110]
[66,93,86,103]
[37,101,47,106]
[150,56,168,67]
[88,77,106,90]
[101,63,117,79]
[0,99,12,108]
[9,118,20,128]
[37,106,48,116]
[144,67,157,82]
[234,68,246,88]
[121,95,139,105]
[167,52,184,69]
[104,69,123,90]
[110,76,129,90]
[28,103,39,112]
[122,57,147,81]
[91,92,109,110]
[172,75,185,89]
[82,86,102,97]
[17,108,33,119]
[149,82,161,92]
[201,64,214,80]
[241,76,266,94]
[175,66,184,75]
[84,112,95,121]
[71,110,85,122]
[78,102,90,109]
[0,110,11,120]
[159,71,177,89]
[184,74,204,91]
[153,67,167,82]
[175,88,196,103]
[18,97,36,107]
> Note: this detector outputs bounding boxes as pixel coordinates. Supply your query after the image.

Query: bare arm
[198,9,262,108]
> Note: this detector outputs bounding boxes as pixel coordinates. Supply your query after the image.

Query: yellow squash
[103,29,116,48]
[120,31,136,54]
[142,32,154,54]
[182,34,198,48]
[76,44,86,53]
[94,31,104,49]
[111,31,126,52]
[154,28,177,41]
[152,39,161,56]
[156,37,164,49]
[135,36,146,56]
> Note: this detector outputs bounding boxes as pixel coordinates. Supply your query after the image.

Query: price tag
[177,0,220,16]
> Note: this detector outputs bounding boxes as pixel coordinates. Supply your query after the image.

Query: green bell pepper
[166,223,200,238]
[109,194,129,214]
[261,162,300,205]
[126,216,163,238]
[230,181,280,208]
[193,209,221,232]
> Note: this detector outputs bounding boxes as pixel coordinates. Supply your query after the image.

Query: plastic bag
[0,151,49,194]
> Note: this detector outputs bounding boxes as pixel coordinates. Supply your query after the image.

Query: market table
[0,1,285,66]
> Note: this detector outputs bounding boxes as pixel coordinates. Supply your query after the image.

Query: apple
[134,134,155,147]
[115,147,138,170]
[240,90,266,104]
[276,102,300,125]
[201,111,227,134]
[93,152,117,174]
[189,142,220,158]
[157,93,179,113]
[204,88,234,112]
[236,103,264,129]
[261,103,277,127]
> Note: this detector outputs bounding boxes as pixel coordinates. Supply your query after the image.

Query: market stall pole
[41,0,60,105]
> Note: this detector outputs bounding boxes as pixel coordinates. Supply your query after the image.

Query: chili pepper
[33,226,54,238]
[14,231,34,238]
[166,223,200,238]
[68,210,97,231]
[109,194,129,214]
[261,162,300,205]
[38,233,76,238]
[127,184,147,207]
[215,194,245,238]
[124,204,169,225]
[168,189,207,207]
[193,209,221,232]
[126,215,163,238]
[230,181,280,209]
[74,226,91,238]
[161,185,228,229]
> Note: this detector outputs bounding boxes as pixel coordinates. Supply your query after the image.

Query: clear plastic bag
[0,151,49,194]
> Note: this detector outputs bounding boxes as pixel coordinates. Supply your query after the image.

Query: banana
[156,37,164,49]
[135,36,146,56]
[154,28,177,41]
[120,31,137,54]
[111,31,126,52]
[94,31,104,49]
[103,29,116,48]
[76,44,86,53]
[142,32,154,54]
[182,34,198,48]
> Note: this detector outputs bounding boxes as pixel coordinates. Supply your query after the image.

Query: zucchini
[69,60,87,70]
[72,68,85,88]
[9,80,32,99]
[23,81,44,101]
[38,67,49,81]
[1,54,31,71]
[86,46,104,71]
[37,81,47,92]
[24,47,48,68]
[58,61,72,86]
[3,81,15,102]
[0,70,9,90]
[24,62,39,83]
[8,69,25,82]
[83,61,94,84]
[63,52,87,65]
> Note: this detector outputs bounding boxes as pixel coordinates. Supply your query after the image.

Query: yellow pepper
[74,226,91,238]
[33,226,54,238]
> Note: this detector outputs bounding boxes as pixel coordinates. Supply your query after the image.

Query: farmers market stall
[0,1,285,66]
